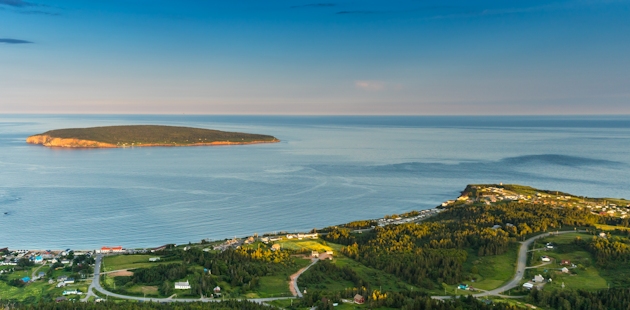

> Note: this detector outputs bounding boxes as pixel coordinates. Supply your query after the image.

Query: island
[26,125,280,148]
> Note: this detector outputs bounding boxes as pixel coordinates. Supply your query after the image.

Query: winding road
[84,230,584,303]
[433,230,584,300]
[86,254,296,304]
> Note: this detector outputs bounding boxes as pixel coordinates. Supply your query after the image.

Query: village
[440,185,630,219]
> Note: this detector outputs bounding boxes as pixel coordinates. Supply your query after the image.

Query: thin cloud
[337,10,378,15]
[0,0,33,7]
[355,80,385,91]
[0,38,33,44]
[18,9,60,15]
[291,3,335,9]
[0,0,60,15]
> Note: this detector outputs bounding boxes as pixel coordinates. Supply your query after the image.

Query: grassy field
[102,254,176,272]
[462,243,519,291]
[594,224,630,231]
[526,232,608,291]
[250,257,312,298]
[277,239,334,253]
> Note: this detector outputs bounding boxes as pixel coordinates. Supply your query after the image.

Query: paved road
[290,258,319,298]
[433,230,584,300]
[87,254,295,304]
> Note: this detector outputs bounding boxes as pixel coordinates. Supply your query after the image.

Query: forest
[324,201,601,288]
[0,300,270,310]
[527,287,630,310]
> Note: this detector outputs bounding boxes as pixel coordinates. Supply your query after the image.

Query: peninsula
[26,125,280,148]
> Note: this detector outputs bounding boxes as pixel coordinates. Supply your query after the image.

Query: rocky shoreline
[26,134,280,148]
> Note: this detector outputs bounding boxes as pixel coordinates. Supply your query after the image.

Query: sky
[1,0,629,115]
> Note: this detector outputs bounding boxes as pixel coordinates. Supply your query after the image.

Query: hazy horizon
[2,0,629,115]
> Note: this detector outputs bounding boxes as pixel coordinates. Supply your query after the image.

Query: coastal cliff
[26,125,280,148]
[27,135,118,148]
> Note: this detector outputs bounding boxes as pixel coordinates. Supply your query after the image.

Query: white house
[561,267,570,274]
[533,274,545,283]
[541,256,551,262]
[523,282,534,289]
[149,257,160,262]
[174,280,191,290]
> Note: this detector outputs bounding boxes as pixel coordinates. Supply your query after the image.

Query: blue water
[1,115,629,249]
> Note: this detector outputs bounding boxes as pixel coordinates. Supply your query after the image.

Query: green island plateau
[3,184,630,310]
[26,125,280,148]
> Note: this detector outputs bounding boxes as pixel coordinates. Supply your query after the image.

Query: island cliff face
[27,135,118,148]
[26,125,280,148]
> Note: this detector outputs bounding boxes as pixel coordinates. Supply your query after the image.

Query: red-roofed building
[354,294,365,304]
[112,246,124,253]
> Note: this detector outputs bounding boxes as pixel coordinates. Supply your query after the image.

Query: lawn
[277,239,333,253]
[594,224,630,231]
[525,232,608,291]
[462,243,519,291]
[251,257,312,298]
[102,254,176,272]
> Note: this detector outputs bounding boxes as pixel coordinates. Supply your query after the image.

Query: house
[561,267,570,274]
[523,282,534,289]
[271,244,281,251]
[55,297,67,303]
[561,260,571,265]
[62,290,81,295]
[311,251,319,258]
[546,243,554,249]
[541,256,551,262]
[64,278,75,284]
[33,256,44,263]
[599,232,607,238]
[61,259,71,265]
[56,282,66,288]
[57,275,68,282]
[149,257,160,262]
[458,284,469,290]
[174,280,191,290]
[214,286,221,296]
[354,294,365,304]
[491,224,502,229]
[21,276,30,283]
[533,274,545,283]
[326,250,333,255]
[112,246,124,253]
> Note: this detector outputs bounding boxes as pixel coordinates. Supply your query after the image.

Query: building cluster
[212,238,243,251]
[377,208,442,227]
[0,248,86,269]
[586,203,630,218]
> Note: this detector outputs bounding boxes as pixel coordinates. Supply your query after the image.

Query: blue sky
[1,0,629,114]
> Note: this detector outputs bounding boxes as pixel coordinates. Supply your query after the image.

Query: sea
[1,115,629,250]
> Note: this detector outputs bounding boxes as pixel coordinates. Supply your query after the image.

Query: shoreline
[0,206,442,253]
[26,134,280,148]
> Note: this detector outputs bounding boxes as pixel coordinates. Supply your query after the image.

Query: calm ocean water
[1,115,629,249]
